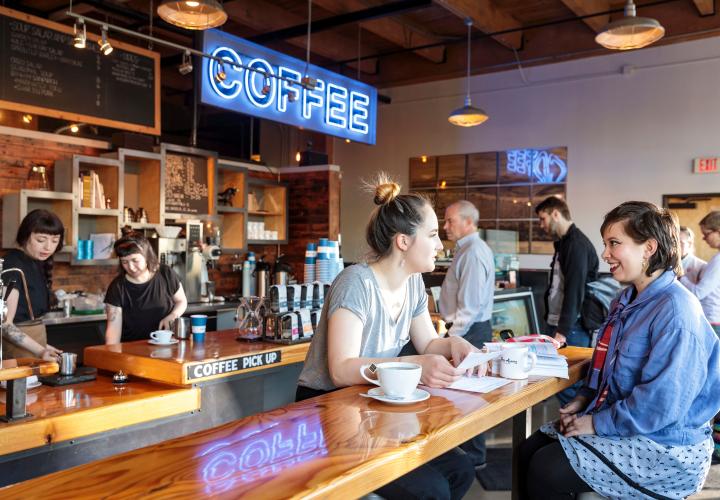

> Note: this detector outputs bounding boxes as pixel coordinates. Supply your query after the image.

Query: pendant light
[448,19,488,127]
[595,0,665,51]
[157,0,228,30]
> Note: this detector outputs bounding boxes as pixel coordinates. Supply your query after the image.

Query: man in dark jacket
[536,196,598,403]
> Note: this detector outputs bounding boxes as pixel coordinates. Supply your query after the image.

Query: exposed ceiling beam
[311,0,445,64]
[249,0,431,42]
[433,0,523,50]
[692,0,715,15]
[224,0,378,74]
[559,0,610,32]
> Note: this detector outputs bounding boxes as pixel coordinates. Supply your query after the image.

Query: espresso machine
[153,220,205,303]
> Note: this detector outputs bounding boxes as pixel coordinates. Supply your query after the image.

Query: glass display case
[491,289,540,341]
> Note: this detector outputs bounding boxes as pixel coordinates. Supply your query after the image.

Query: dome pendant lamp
[448,18,488,127]
[157,0,228,30]
[595,0,665,50]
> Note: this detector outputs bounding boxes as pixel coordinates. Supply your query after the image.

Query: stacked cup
[316,238,331,284]
[191,314,208,342]
[326,240,340,282]
[304,242,317,283]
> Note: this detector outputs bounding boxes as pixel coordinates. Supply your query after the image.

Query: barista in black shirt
[2,210,64,361]
[104,233,187,343]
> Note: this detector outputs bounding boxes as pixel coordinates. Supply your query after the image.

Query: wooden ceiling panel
[433,0,524,50]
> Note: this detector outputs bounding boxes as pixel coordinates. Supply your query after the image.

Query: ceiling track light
[98,25,113,55]
[65,12,316,92]
[596,0,665,50]
[157,0,228,31]
[448,18,489,128]
[178,50,193,75]
[73,19,86,49]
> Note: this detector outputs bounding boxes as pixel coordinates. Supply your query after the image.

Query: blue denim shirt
[580,270,720,446]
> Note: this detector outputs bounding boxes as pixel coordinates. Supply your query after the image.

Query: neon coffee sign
[201,30,377,145]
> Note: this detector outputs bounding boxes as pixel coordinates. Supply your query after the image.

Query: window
[409,147,567,254]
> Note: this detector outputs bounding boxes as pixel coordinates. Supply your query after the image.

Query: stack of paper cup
[316,238,331,284]
[326,240,340,282]
[304,242,317,284]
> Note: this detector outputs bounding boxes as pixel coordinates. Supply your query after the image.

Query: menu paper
[448,376,512,394]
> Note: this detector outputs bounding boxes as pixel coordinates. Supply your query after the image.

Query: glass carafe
[236,296,265,341]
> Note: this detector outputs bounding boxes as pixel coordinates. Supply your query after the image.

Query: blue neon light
[201,30,377,145]
[199,416,327,495]
[506,149,567,183]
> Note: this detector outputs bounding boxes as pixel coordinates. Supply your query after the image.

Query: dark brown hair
[113,231,160,275]
[535,196,571,220]
[600,201,681,277]
[16,209,65,291]
[365,175,431,261]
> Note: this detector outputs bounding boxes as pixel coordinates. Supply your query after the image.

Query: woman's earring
[641,258,648,272]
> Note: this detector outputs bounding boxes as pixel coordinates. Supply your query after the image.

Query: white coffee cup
[499,345,537,380]
[360,362,422,399]
[150,330,173,343]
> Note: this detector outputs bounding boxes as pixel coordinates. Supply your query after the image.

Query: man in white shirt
[680,226,706,284]
[439,200,495,470]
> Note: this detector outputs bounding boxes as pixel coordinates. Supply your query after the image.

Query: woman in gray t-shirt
[296,176,480,500]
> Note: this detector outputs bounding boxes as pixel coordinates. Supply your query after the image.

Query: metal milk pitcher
[236,296,265,341]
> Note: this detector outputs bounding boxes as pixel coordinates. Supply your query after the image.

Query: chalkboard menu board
[165,154,210,214]
[0,7,160,135]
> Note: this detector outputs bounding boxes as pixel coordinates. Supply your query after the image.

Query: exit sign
[693,157,720,174]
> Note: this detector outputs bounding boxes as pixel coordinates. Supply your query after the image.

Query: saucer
[148,338,179,346]
[362,387,430,405]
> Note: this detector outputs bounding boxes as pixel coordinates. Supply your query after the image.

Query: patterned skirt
[540,422,713,499]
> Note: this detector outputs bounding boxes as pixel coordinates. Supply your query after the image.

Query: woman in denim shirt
[519,201,720,500]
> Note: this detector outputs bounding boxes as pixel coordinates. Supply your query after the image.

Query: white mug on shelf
[499,344,537,380]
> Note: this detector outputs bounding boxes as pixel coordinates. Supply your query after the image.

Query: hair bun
[374,182,401,206]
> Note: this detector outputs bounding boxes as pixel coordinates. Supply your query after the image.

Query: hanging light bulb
[73,19,86,49]
[596,0,665,50]
[22,114,33,124]
[295,150,301,163]
[261,74,271,95]
[70,124,80,133]
[448,19,488,127]
[157,0,228,30]
[98,25,113,55]
[214,62,227,83]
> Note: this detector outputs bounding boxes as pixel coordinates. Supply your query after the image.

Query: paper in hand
[456,351,502,371]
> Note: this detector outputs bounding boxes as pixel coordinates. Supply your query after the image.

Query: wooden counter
[84,330,311,385]
[0,375,200,457]
[1,348,592,499]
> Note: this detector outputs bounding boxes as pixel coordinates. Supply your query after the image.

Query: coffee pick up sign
[201,30,377,145]
[186,350,282,381]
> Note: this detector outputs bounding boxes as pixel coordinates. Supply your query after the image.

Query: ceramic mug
[360,362,422,399]
[150,330,173,343]
[499,345,537,380]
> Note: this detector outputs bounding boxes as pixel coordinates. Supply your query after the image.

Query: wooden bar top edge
[0,380,200,456]
[84,332,311,386]
[0,348,591,500]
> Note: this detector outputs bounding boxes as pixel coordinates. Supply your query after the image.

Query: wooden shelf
[77,207,121,216]
[1,190,74,249]
[247,179,288,244]
[217,206,246,214]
